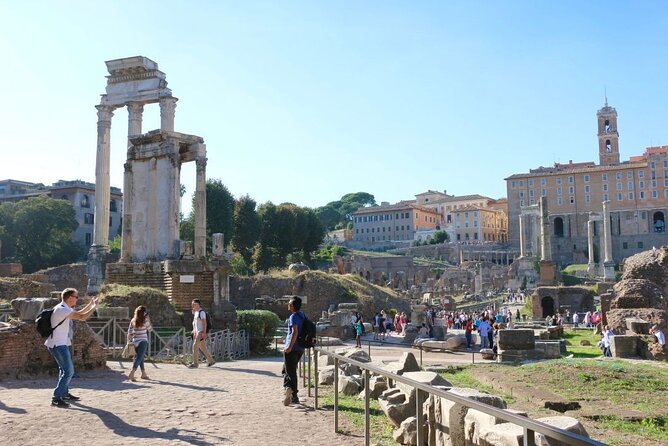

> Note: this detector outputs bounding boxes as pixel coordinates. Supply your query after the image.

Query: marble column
[602,200,615,280]
[127,102,144,146]
[160,97,178,132]
[539,196,551,261]
[518,214,526,258]
[586,217,595,274]
[531,214,540,258]
[93,105,114,246]
[194,156,207,258]
[120,162,133,261]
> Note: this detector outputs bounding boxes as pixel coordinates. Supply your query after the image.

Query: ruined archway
[541,296,555,317]
[554,217,564,237]
[653,211,665,233]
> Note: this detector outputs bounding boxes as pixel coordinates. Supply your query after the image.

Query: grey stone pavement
[0,336,485,446]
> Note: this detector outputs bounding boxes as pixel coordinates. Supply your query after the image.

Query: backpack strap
[50,312,69,338]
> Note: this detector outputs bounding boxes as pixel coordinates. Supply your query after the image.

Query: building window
[474,233,478,240]
[457,234,461,241]
[616,182,623,191]
[584,185,590,193]
[84,213,94,225]
[540,178,546,186]
[109,216,113,227]
[616,172,622,180]
[585,195,591,203]
[110,200,118,212]
[653,190,658,198]
[511,181,516,188]
[584,175,590,182]
[520,200,525,206]
[640,191,645,199]
[568,176,574,184]
[638,241,644,249]
[556,178,562,185]
[652,180,658,188]
[80,194,90,208]
[603,184,608,191]
[554,217,564,237]
[628,192,634,200]
[557,187,562,195]
[569,186,574,194]
[617,193,623,201]
[602,173,608,181]
[569,196,575,204]
[623,242,628,249]
[541,189,547,196]
[529,190,534,197]
[639,170,645,178]
[627,171,633,179]
[628,181,634,190]
[603,194,608,201]
[639,181,645,189]
[528,179,534,186]
[85,233,92,246]
[519,180,524,187]
[556,197,562,205]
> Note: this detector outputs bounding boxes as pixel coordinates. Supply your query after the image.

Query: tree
[231,195,261,264]
[429,230,449,244]
[314,192,376,230]
[201,179,235,247]
[6,195,81,272]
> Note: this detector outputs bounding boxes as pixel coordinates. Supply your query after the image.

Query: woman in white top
[127,306,152,381]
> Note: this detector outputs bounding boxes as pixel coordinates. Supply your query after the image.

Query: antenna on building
[604,86,608,106]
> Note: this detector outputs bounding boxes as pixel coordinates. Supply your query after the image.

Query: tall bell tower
[597,99,620,165]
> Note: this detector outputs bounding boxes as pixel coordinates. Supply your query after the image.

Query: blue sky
[2,1,668,213]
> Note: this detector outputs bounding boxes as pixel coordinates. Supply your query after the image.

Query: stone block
[433,388,507,446]
[395,371,451,400]
[317,353,334,368]
[480,348,495,360]
[11,297,59,321]
[393,416,420,446]
[611,335,640,358]
[497,349,543,363]
[535,341,561,359]
[379,390,414,427]
[318,365,335,385]
[386,352,421,375]
[340,362,361,376]
[626,317,651,335]
[535,416,589,446]
[497,329,535,350]
[360,376,387,399]
[445,335,466,350]
[339,375,361,395]
[465,408,527,446]
[478,422,523,446]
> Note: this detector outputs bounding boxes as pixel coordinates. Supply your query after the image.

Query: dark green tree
[231,195,261,264]
[429,230,449,244]
[201,179,235,247]
[9,195,81,272]
[314,192,376,230]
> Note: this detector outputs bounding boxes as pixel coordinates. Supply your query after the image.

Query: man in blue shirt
[282,296,305,405]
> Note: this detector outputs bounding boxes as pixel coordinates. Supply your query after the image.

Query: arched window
[554,217,564,237]
[605,139,612,153]
[80,194,90,208]
[653,211,665,233]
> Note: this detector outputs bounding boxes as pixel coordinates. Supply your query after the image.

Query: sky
[2,1,668,215]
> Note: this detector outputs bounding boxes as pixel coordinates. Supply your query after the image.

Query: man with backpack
[188,299,215,368]
[282,296,305,405]
[44,288,98,408]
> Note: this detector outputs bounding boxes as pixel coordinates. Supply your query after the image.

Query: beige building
[0,179,123,250]
[505,102,668,265]
[352,201,439,243]
[414,191,508,243]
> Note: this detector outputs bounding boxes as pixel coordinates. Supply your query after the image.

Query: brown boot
[128,369,136,382]
[140,371,150,380]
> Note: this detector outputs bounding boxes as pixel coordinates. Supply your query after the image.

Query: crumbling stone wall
[37,263,88,295]
[0,322,107,379]
[0,277,54,302]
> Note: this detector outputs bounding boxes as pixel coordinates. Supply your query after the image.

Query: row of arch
[552,211,665,237]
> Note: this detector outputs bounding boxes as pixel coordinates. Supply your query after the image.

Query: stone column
[120,162,133,261]
[586,215,595,275]
[518,214,526,258]
[160,97,178,132]
[602,201,615,280]
[539,196,551,261]
[194,156,207,258]
[126,102,144,145]
[93,104,114,246]
[531,214,540,258]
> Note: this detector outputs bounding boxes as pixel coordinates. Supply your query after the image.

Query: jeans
[49,345,74,401]
[282,350,303,396]
[133,340,148,370]
[465,332,472,348]
[480,335,490,349]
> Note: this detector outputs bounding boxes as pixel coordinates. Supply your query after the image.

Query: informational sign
[180,275,195,283]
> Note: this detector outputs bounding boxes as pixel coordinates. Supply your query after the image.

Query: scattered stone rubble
[319,349,591,445]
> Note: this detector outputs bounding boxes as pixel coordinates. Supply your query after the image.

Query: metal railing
[87,318,249,360]
[309,346,606,446]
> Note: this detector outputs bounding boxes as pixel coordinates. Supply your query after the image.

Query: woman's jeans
[465,332,472,348]
[133,340,148,370]
[49,345,74,401]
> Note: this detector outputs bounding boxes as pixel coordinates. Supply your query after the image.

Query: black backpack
[200,310,213,334]
[35,308,67,339]
[297,313,317,349]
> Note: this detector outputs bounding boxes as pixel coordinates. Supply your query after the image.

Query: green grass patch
[439,366,516,405]
[596,416,668,442]
[562,330,603,358]
[561,264,588,274]
[318,388,395,445]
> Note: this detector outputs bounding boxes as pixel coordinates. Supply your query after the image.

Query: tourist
[355,316,364,348]
[515,309,521,322]
[464,317,473,349]
[282,296,305,405]
[127,305,152,381]
[188,299,215,368]
[372,312,380,340]
[417,323,430,338]
[394,313,402,335]
[601,325,614,357]
[478,317,491,349]
[399,312,408,334]
[572,312,580,328]
[45,288,98,408]
[650,325,665,348]
[584,311,592,328]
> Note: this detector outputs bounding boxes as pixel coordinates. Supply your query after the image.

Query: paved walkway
[0,338,491,446]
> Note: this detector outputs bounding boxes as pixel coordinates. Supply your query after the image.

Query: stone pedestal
[87,244,109,295]
[603,261,615,282]
[539,260,556,285]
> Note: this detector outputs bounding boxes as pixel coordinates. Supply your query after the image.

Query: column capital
[95,104,115,123]
[159,96,178,113]
[126,102,145,115]
[196,157,208,173]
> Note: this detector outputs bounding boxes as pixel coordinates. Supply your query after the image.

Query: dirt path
[0,358,365,446]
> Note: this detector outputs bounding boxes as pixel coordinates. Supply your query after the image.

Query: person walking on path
[45,288,98,408]
[355,316,364,348]
[282,296,305,405]
[189,299,215,368]
[127,305,153,381]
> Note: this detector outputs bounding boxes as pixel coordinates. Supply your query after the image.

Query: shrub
[237,310,282,353]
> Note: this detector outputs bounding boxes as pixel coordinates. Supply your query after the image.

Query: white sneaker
[283,387,292,406]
